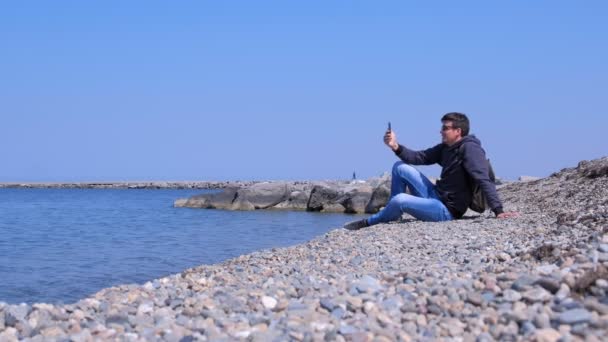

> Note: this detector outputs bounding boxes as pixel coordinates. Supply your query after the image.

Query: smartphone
[388,122,392,132]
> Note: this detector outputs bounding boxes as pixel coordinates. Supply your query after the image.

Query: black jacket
[394,135,504,218]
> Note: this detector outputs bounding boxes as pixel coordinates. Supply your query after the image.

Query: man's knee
[392,161,416,175]
[391,193,410,205]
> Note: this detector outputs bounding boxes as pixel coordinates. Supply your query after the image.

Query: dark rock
[182,187,239,209]
[307,185,341,212]
[339,187,373,214]
[319,298,335,312]
[273,190,311,210]
[365,183,390,214]
[512,275,540,291]
[233,182,291,209]
[579,158,608,178]
[535,277,561,294]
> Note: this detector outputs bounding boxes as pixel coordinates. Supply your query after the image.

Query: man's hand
[497,212,519,219]
[384,129,399,151]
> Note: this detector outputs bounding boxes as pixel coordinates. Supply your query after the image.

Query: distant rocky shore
[0,181,257,190]
[1,158,607,341]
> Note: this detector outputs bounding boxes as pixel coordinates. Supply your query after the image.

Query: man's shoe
[343,218,369,231]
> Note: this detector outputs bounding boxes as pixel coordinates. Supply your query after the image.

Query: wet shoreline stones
[1,157,607,341]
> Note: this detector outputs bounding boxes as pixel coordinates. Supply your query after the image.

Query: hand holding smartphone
[384,121,398,151]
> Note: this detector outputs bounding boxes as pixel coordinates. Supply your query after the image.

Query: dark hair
[441,112,469,136]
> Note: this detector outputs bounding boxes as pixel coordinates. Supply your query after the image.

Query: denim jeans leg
[368,193,452,224]
[389,161,437,199]
[367,162,453,224]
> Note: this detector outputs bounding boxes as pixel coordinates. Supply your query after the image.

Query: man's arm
[384,129,443,165]
[394,144,443,165]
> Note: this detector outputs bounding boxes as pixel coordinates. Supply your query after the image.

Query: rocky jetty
[175,176,394,214]
[0,181,258,190]
[1,157,608,341]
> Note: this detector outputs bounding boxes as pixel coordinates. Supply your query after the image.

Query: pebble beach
[1,157,607,341]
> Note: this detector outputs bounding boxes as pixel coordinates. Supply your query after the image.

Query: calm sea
[0,189,362,305]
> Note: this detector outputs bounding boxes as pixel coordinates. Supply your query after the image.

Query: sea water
[0,188,362,304]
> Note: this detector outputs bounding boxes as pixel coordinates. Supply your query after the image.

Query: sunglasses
[441,125,457,131]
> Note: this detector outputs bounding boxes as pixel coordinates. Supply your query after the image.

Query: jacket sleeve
[394,143,443,166]
[460,143,504,216]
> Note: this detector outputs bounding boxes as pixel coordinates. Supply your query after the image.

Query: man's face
[440,120,462,145]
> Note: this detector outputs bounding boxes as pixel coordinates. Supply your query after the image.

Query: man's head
[440,112,469,145]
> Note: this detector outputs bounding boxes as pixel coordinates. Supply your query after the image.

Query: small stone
[520,321,536,335]
[532,328,561,342]
[558,309,592,325]
[339,324,358,335]
[481,292,495,302]
[137,302,154,315]
[347,297,363,311]
[262,296,277,310]
[467,292,484,306]
[502,289,522,302]
[535,278,561,294]
[0,327,18,341]
[513,275,539,291]
[522,288,552,302]
[596,279,608,289]
[497,253,511,262]
[319,298,335,312]
[584,298,608,315]
[555,284,570,300]
[355,275,382,293]
[536,265,559,276]
[534,313,551,329]
[331,307,346,320]
[5,304,30,326]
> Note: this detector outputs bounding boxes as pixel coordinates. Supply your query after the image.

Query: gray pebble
[558,309,592,325]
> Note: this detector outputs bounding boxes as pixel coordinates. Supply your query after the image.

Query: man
[344,112,517,230]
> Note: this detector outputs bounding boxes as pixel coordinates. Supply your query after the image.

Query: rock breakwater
[1,157,607,341]
[0,181,259,190]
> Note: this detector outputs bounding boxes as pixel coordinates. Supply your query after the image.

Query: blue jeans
[367,161,453,224]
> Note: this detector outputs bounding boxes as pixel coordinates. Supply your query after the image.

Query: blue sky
[1,1,606,182]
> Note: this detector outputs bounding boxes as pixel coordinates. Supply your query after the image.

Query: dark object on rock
[343,219,369,231]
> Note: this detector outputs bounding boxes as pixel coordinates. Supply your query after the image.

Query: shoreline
[0,157,607,340]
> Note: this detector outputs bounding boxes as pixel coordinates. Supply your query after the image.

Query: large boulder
[307,185,341,212]
[321,203,346,213]
[175,187,239,210]
[273,190,311,210]
[234,182,291,209]
[339,185,374,214]
[365,182,391,214]
[367,172,391,188]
